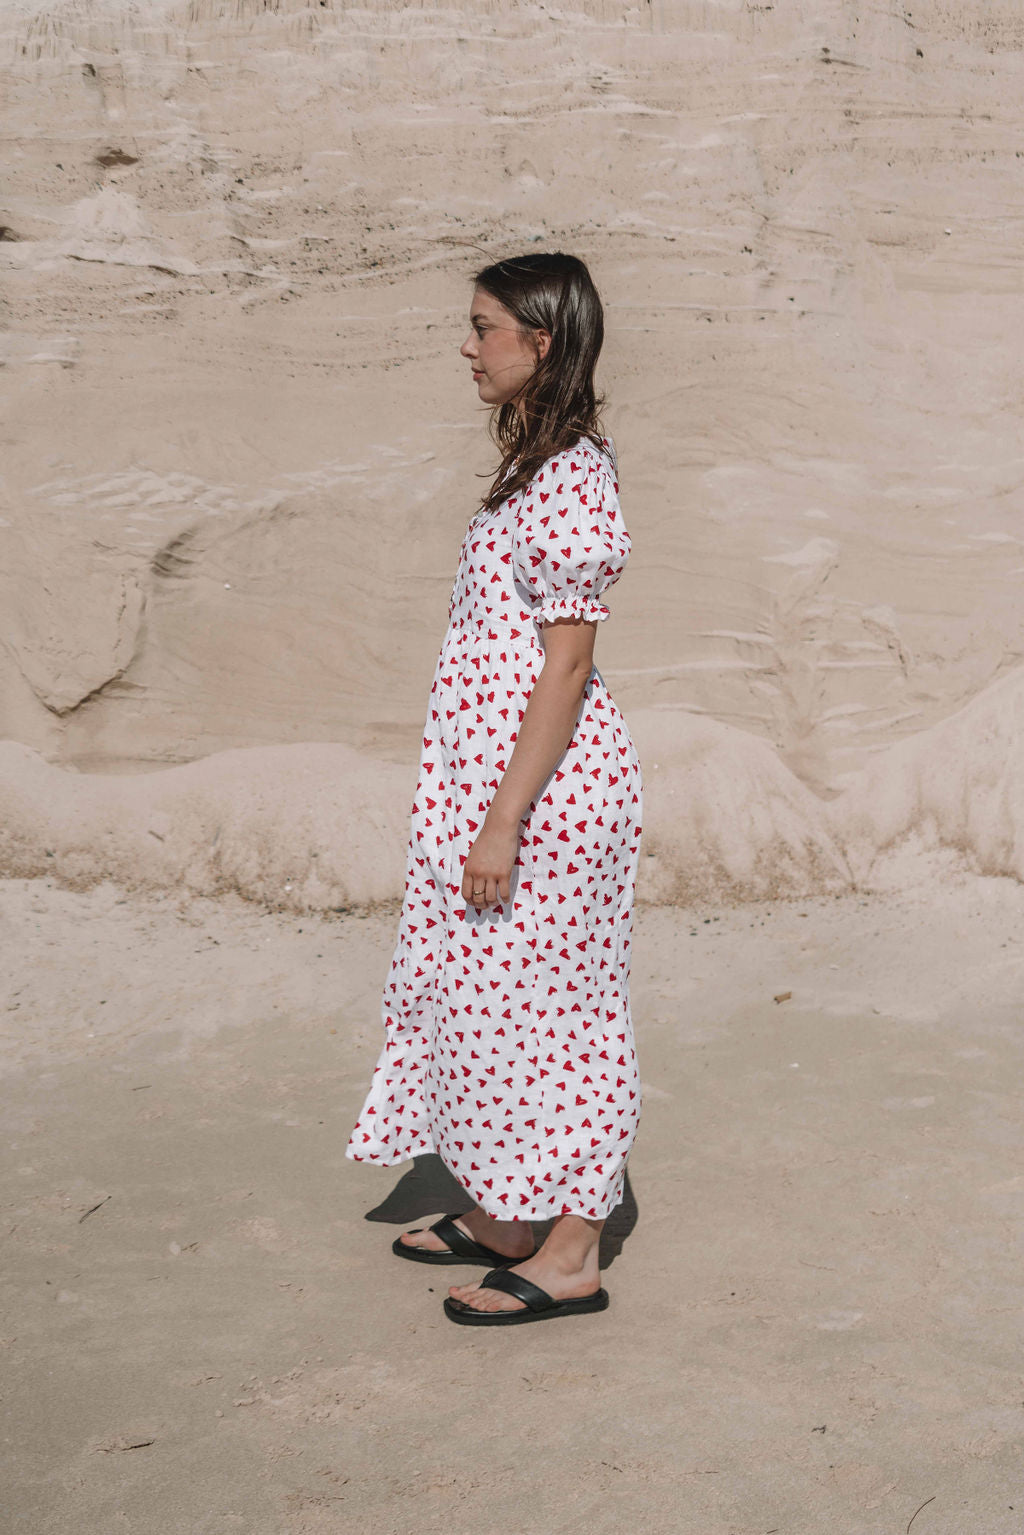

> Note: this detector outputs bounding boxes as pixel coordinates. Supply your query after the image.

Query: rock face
[3,0,1024,900]
[829,664,1024,889]
[0,740,414,910]
[632,709,854,904]
[3,666,1023,909]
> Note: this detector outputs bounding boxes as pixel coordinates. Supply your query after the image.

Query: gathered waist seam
[445,619,539,647]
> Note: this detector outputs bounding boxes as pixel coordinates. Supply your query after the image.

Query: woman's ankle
[535,1214,604,1273]
[461,1208,534,1250]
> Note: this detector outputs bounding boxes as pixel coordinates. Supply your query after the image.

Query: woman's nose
[460,335,475,358]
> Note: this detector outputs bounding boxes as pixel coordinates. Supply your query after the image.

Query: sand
[4,0,1024,804]
[5,872,1024,1533]
[5,1,1024,1528]
[4,0,1024,902]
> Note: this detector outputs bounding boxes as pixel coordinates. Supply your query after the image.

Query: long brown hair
[473,252,607,512]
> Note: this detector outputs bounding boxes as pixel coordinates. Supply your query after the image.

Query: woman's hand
[462,815,520,909]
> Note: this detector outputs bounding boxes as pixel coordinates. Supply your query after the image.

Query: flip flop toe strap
[478,1267,555,1312]
[430,1215,487,1260]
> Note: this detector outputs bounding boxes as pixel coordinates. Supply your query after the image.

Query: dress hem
[345,1140,625,1224]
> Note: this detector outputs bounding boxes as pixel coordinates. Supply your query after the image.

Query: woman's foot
[447,1212,603,1313]
[397,1206,535,1260]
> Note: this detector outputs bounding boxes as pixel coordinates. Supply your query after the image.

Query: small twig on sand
[907,1495,936,1533]
[96,1437,155,1453]
[78,1195,112,1223]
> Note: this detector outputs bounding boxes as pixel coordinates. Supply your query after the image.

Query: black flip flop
[443,1266,609,1325]
[392,1214,535,1268]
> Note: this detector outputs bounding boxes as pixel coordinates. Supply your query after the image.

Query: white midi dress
[346,433,642,1220]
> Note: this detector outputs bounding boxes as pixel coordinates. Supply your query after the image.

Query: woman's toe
[401,1227,447,1252]
[482,1289,523,1312]
[446,1279,526,1312]
[473,1287,522,1313]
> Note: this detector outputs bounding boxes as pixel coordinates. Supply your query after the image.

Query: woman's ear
[534,328,552,362]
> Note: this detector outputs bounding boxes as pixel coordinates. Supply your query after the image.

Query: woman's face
[460,286,550,407]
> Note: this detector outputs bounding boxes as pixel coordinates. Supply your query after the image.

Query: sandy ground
[5,873,1024,1535]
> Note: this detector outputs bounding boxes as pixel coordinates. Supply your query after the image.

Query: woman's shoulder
[533,433,619,489]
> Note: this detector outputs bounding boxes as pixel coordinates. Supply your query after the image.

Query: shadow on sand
[363,1152,637,1269]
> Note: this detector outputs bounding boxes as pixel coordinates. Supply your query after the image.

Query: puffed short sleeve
[511,441,630,626]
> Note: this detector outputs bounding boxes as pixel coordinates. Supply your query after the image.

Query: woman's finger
[462,865,512,909]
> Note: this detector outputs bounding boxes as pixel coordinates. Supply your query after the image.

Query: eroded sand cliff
[3,0,1024,900]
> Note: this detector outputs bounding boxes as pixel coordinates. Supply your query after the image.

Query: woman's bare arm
[462,617,596,908]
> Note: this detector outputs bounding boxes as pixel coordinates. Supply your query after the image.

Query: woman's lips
[472,370,483,379]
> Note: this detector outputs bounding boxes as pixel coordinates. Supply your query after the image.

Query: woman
[346,252,642,1326]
